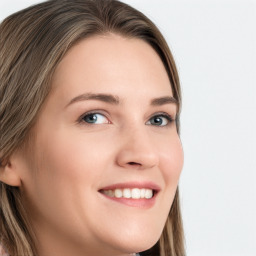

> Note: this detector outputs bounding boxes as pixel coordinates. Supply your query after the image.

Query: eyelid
[146,112,175,126]
[77,110,111,124]
[149,112,175,121]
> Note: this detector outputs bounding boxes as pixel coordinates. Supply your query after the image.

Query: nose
[115,127,159,170]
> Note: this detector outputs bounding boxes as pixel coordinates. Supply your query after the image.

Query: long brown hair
[0,1,185,255]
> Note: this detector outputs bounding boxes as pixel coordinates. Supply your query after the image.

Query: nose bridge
[116,123,159,169]
[127,124,151,148]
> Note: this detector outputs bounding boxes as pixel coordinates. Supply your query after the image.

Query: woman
[0,0,185,255]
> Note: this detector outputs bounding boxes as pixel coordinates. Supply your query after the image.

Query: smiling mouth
[99,188,155,199]
[98,182,160,208]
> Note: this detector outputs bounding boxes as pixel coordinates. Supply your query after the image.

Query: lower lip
[99,193,157,209]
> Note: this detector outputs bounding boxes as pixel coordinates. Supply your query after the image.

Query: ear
[0,157,21,187]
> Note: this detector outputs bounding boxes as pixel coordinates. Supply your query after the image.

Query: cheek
[159,135,184,186]
[34,128,115,200]
[38,133,105,184]
[26,131,109,228]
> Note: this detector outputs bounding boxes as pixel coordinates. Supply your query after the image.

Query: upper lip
[98,181,161,192]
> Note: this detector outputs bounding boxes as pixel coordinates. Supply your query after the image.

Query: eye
[81,113,110,124]
[146,114,173,126]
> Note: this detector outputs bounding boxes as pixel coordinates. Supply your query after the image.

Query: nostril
[128,162,141,166]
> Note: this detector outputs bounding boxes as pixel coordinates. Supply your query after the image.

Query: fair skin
[1,34,183,256]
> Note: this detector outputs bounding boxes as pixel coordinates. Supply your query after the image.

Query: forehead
[50,34,173,102]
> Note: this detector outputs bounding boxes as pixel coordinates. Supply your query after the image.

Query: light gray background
[1,1,255,255]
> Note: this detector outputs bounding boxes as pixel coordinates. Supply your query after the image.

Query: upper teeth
[102,188,153,199]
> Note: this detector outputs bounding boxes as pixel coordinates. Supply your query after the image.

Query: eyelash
[78,111,175,127]
[78,110,109,125]
[146,113,174,127]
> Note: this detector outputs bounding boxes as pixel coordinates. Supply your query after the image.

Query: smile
[98,182,160,208]
[101,188,154,199]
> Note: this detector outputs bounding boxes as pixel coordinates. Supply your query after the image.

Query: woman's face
[16,34,183,256]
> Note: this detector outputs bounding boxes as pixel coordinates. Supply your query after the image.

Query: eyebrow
[66,93,120,107]
[66,93,178,107]
[151,96,178,106]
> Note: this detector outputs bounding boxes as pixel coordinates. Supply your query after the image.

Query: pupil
[86,114,97,123]
[153,117,162,125]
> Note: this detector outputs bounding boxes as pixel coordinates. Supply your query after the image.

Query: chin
[108,226,162,254]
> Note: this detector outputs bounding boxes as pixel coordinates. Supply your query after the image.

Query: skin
[2,34,183,256]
